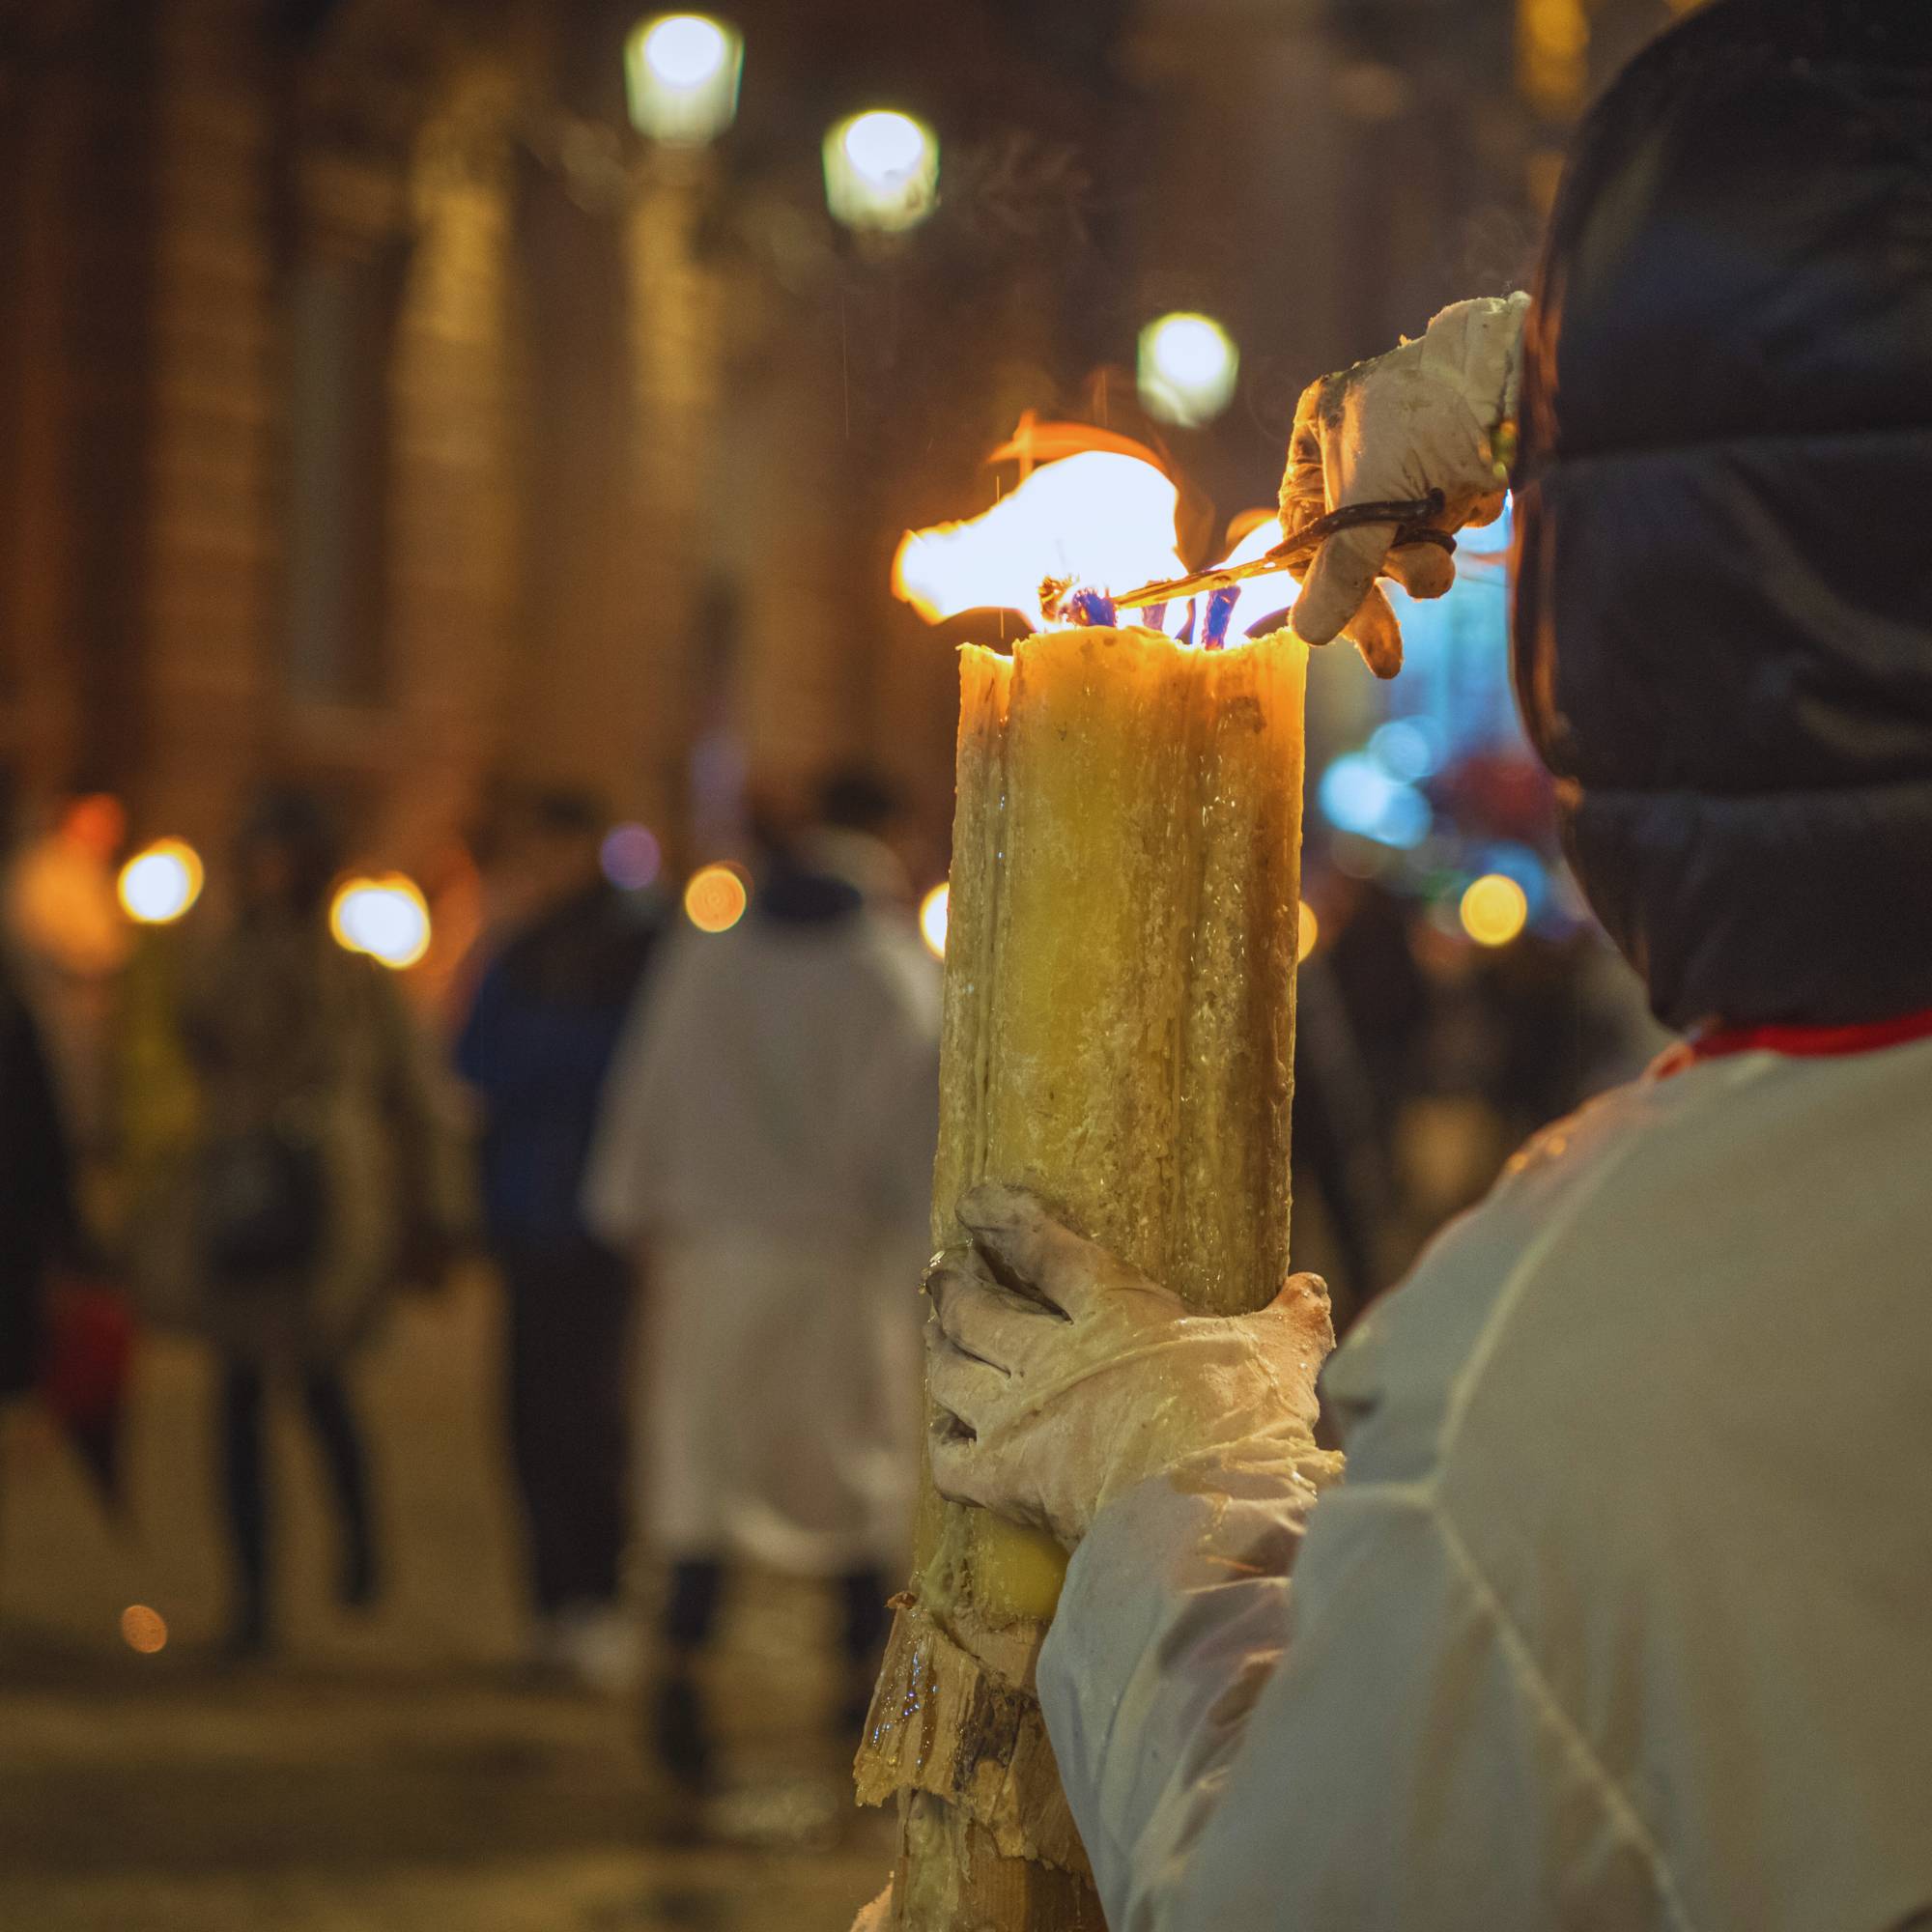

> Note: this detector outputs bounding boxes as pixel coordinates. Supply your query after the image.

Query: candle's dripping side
[1177,640,1305,1311]
[919,646,1013,1625]
[1163,647,1218,1303]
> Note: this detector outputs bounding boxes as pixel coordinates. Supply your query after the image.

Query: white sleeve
[1036,1457,1329,1932]
[1039,1468,1677,1932]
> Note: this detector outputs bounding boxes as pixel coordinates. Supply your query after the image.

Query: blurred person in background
[456,787,661,1689]
[130,790,470,1657]
[1323,874,1429,1148]
[4,785,131,1162]
[1287,945,1394,1336]
[0,953,81,1455]
[584,769,939,1795]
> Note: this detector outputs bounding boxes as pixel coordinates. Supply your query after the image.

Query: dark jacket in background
[1511,0,1932,1031]
[0,969,77,1397]
[456,884,659,1246]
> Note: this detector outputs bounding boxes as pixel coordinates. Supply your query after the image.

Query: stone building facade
[0,0,1682,880]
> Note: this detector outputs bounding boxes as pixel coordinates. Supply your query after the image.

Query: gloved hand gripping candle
[856,536,1307,1927]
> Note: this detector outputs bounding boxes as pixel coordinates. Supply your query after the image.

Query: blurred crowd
[0,766,1661,1799]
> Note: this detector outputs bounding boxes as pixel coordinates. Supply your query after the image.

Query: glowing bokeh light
[894,451,1188,634]
[823,109,939,232]
[117,838,204,925]
[1476,841,1549,920]
[640,13,728,86]
[685,863,749,934]
[1319,753,1431,850]
[601,822,663,892]
[920,882,949,959]
[1369,718,1439,781]
[1377,788,1433,850]
[1138,312,1239,428]
[1460,872,1529,948]
[1296,900,1318,963]
[1319,754,1397,834]
[624,14,743,144]
[121,1605,168,1655]
[329,875,432,970]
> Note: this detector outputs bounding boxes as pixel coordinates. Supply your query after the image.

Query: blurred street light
[920,882,949,959]
[601,822,663,891]
[117,838,204,925]
[1296,899,1318,963]
[1518,0,1589,119]
[1460,872,1529,948]
[1137,312,1239,427]
[685,862,750,933]
[823,109,939,233]
[330,875,432,970]
[120,1605,168,1655]
[625,13,744,145]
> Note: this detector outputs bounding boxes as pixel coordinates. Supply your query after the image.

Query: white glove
[925,1183,1340,1549]
[1282,291,1528,676]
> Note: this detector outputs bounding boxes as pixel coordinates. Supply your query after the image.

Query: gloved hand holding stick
[1277,292,1525,676]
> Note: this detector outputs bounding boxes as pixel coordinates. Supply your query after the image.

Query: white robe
[584,900,939,1575]
[1040,1035,1932,1931]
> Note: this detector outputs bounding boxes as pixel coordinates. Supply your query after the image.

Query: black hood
[1511,0,1932,1031]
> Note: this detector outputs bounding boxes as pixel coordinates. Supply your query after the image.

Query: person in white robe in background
[584,773,939,1792]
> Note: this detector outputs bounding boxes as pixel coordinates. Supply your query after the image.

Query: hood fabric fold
[1512,0,1932,1030]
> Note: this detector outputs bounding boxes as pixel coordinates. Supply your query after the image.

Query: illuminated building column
[384,66,521,858]
[139,0,279,845]
[726,310,863,807]
[619,152,727,850]
[0,21,88,797]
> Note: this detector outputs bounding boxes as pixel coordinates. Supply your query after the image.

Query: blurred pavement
[0,1269,894,1931]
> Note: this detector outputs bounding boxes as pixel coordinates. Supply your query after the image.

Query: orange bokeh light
[684,863,749,934]
[120,1605,168,1655]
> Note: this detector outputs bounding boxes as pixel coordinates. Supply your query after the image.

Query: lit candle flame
[1208,514,1301,643]
[892,451,1190,636]
[892,444,1300,648]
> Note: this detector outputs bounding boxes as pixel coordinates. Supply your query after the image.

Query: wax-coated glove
[1282,290,1528,677]
[925,1182,1340,1550]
